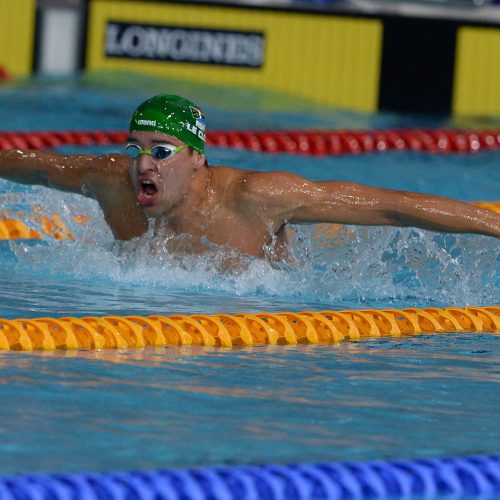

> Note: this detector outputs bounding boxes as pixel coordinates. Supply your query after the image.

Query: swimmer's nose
[136,153,156,174]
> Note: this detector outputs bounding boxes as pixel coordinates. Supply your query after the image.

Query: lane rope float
[0,306,498,351]
[0,208,84,240]
[1,128,500,155]
[1,454,499,499]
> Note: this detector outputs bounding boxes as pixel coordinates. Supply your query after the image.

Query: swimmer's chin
[137,201,167,218]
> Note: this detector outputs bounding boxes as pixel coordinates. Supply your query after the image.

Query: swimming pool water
[0,75,498,475]
[1,335,499,474]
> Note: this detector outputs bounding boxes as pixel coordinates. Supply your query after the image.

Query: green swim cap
[129,94,206,154]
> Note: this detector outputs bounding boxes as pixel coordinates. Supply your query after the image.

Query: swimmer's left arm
[245,172,500,238]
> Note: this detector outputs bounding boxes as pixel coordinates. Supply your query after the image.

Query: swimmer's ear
[192,150,206,169]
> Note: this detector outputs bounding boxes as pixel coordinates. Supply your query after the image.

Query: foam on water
[3,181,498,310]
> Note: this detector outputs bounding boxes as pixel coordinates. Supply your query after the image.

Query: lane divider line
[0,306,498,350]
[1,128,500,155]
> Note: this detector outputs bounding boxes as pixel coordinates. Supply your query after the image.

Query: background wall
[453,26,500,116]
[2,0,500,117]
[0,0,36,78]
[83,0,500,117]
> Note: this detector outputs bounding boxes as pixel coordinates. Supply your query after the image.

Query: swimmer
[0,94,499,259]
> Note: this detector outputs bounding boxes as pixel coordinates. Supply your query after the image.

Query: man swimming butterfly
[0,94,499,260]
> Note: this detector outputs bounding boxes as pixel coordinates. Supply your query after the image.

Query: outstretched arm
[245,171,500,238]
[0,149,94,194]
[0,149,148,240]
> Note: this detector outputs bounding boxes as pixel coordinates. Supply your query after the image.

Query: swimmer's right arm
[0,150,95,194]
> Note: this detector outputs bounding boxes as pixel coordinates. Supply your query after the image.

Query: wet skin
[0,130,499,259]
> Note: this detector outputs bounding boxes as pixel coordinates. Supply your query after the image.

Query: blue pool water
[0,76,499,475]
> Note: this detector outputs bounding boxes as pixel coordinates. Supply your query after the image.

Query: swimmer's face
[125,131,205,216]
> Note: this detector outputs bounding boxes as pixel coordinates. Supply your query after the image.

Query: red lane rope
[1,129,500,155]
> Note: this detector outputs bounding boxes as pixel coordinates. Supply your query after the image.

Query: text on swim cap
[186,123,206,141]
[137,119,157,126]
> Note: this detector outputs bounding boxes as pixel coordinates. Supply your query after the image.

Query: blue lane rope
[1,455,500,499]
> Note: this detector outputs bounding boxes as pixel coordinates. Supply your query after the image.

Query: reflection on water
[0,334,498,474]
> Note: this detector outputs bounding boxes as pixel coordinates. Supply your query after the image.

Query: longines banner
[86,0,383,112]
[105,21,265,68]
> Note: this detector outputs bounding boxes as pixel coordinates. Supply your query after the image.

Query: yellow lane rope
[0,209,87,240]
[0,307,498,351]
[475,201,500,213]
[1,202,499,240]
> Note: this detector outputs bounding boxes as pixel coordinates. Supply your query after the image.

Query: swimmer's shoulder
[218,166,303,197]
[83,153,129,185]
[88,153,128,173]
[209,165,302,211]
[209,165,297,189]
[81,154,132,199]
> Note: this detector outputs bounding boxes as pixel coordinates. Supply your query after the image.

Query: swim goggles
[125,143,187,160]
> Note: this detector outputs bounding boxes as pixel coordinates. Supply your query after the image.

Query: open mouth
[137,179,159,207]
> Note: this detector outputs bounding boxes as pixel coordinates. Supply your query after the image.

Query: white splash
[3,183,499,307]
